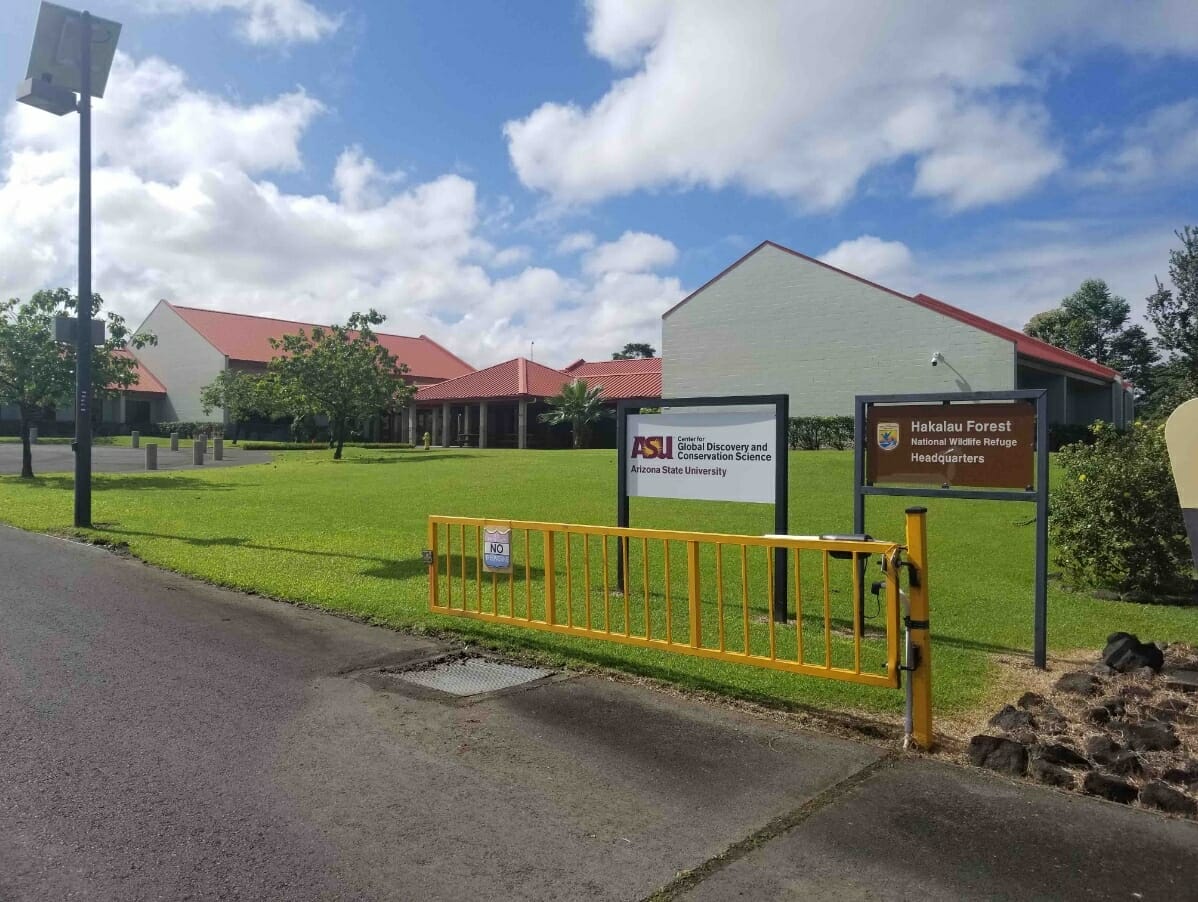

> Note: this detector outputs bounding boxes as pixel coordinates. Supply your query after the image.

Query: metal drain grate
[394,658,551,697]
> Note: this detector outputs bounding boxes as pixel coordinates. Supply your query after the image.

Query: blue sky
[2,1,1197,366]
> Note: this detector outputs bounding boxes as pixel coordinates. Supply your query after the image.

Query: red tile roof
[563,358,662,399]
[167,303,474,381]
[416,357,663,403]
[112,349,167,396]
[664,240,1123,383]
[415,357,571,402]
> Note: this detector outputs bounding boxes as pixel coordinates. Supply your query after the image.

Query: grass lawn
[0,447,1194,723]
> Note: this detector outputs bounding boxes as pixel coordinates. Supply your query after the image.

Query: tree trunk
[333,419,345,460]
[19,410,33,479]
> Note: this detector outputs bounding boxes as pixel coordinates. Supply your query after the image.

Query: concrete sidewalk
[1,526,1195,901]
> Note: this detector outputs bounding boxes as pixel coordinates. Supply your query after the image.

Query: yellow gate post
[905,507,934,750]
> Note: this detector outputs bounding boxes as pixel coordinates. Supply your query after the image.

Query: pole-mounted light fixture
[17,2,122,528]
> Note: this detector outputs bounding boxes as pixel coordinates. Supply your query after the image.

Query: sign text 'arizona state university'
[627,412,777,503]
[866,402,1036,489]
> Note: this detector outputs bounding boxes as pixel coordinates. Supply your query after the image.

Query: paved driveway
[0,441,271,475]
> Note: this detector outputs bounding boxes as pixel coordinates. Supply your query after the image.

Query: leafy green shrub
[1048,422,1095,451]
[787,416,854,450]
[241,441,414,451]
[155,421,222,439]
[1052,422,1194,595]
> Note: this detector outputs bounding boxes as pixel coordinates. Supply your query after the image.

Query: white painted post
[518,399,528,450]
[170,432,179,452]
[145,443,157,470]
[214,437,224,461]
[464,404,473,446]
[479,402,488,449]
[441,402,451,447]
[130,430,139,449]
[407,407,417,445]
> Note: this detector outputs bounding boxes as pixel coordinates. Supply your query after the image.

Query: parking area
[0,442,271,475]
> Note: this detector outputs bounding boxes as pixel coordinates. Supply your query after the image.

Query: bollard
[131,430,140,449]
[29,426,38,444]
[145,443,157,470]
[170,432,179,452]
[904,506,933,751]
[213,437,224,461]
[192,443,204,466]
[197,436,207,457]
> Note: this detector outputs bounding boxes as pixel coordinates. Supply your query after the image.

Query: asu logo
[631,436,674,459]
[877,422,900,451]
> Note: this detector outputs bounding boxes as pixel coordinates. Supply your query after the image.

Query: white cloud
[583,231,677,276]
[555,231,596,254]
[505,1,1198,211]
[0,52,682,371]
[130,0,341,45]
[333,145,404,210]
[820,236,915,289]
[1082,100,1198,187]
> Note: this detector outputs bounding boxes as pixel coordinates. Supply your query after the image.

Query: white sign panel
[482,527,513,572]
[626,412,777,504]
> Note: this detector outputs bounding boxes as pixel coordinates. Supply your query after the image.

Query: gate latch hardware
[421,549,434,565]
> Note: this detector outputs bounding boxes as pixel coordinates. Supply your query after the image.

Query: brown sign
[866,402,1036,489]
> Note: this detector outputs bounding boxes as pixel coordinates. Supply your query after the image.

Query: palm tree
[539,378,609,449]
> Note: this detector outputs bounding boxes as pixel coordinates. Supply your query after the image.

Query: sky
[1,0,1197,369]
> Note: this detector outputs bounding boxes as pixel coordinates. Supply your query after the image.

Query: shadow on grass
[1,474,238,492]
[101,526,437,581]
[341,451,482,465]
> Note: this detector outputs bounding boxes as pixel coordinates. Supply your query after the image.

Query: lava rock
[1139,781,1197,816]
[1103,632,1165,673]
[1119,684,1152,700]
[1085,734,1122,764]
[1109,750,1146,778]
[1055,671,1100,696]
[1164,670,1198,694]
[989,705,1035,732]
[1090,662,1117,677]
[1084,706,1112,726]
[1083,772,1138,804]
[1037,710,1069,735]
[1161,760,1198,786]
[1098,696,1127,717]
[1017,691,1046,709]
[969,735,1028,776]
[1118,721,1180,752]
[1132,665,1158,682]
[1036,743,1091,770]
[1030,757,1075,788]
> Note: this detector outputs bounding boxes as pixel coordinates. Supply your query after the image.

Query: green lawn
[0,447,1193,722]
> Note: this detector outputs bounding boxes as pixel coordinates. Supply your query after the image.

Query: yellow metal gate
[428,509,932,747]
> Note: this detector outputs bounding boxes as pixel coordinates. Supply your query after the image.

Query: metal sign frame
[853,390,1050,667]
[616,394,789,621]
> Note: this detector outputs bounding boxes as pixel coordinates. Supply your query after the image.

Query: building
[131,301,474,438]
[662,241,1133,426]
[1,349,167,436]
[412,356,662,448]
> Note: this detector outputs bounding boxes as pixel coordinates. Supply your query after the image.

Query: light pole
[17,2,121,528]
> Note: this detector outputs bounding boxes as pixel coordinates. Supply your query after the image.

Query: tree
[612,342,656,360]
[1146,226,1198,380]
[539,378,609,449]
[268,310,413,459]
[1024,278,1159,400]
[199,369,279,444]
[0,288,154,478]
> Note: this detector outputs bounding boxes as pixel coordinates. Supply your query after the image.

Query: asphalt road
[2,526,1196,901]
[0,441,271,475]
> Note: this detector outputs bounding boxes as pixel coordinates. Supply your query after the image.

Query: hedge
[240,441,414,451]
[787,416,854,450]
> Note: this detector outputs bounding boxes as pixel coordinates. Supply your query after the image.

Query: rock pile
[967,634,1198,818]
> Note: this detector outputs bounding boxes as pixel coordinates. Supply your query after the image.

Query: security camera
[930,352,943,367]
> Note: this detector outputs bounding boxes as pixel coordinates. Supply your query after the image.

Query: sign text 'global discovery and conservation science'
[626,412,777,504]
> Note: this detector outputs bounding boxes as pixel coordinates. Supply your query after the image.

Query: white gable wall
[131,302,226,422]
[663,245,1016,416]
